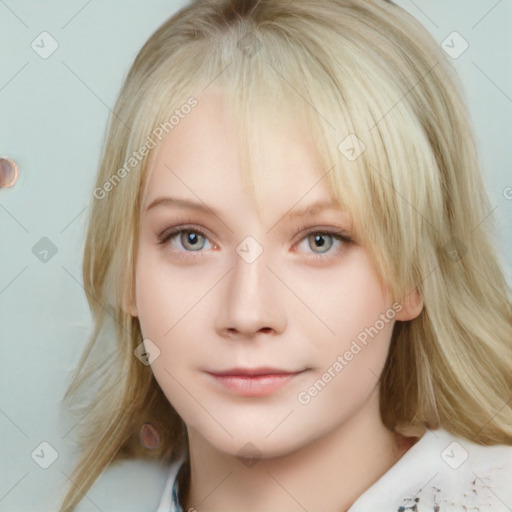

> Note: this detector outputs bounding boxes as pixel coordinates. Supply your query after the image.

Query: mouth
[205,367,308,396]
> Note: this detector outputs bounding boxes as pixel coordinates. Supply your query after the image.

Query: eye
[156,223,352,259]
[295,229,352,257]
[157,226,214,253]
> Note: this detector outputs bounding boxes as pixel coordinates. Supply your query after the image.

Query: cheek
[289,253,392,344]
[134,248,211,339]
[134,254,213,373]
[134,265,167,341]
[297,289,395,422]
[334,270,394,368]
[292,253,395,399]
[134,259,203,423]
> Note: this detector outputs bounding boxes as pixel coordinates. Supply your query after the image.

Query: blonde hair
[60,0,512,509]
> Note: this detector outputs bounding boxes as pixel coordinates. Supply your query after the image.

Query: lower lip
[207,372,302,396]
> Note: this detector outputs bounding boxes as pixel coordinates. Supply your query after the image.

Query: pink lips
[206,367,305,396]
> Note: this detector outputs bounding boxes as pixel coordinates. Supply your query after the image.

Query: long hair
[59,0,512,509]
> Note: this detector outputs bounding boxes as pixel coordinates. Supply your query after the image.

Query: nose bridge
[234,239,267,298]
[219,237,285,335]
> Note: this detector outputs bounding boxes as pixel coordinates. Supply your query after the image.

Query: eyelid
[291,221,353,242]
[157,223,216,247]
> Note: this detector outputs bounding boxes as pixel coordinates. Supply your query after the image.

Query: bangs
[128,0,449,305]
[200,22,439,301]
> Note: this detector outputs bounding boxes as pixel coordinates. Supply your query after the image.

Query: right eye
[157,225,215,255]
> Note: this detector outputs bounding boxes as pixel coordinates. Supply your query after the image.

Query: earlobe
[395,287,423,322]
[129,302,138,318]
[123,291,138,318]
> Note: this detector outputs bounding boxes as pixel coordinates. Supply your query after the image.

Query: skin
[129,89,423,512]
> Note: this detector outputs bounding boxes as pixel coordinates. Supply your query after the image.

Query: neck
[183,389,416,512]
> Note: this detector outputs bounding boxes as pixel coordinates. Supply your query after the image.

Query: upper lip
[207,367,304,377]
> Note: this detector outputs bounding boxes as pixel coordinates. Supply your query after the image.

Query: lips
[208,367,301,377]
[205,367,307,396]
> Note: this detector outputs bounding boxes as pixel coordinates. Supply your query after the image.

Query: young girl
[60,0,512,511]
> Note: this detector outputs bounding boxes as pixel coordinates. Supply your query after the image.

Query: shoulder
[449,430,512,508]
[72,458,180,512]
[400,428,512,511]
[349,428,512,512]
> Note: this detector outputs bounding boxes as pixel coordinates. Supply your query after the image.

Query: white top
[155,428,512,511]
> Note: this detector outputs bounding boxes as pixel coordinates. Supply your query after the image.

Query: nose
[215,243,287,339]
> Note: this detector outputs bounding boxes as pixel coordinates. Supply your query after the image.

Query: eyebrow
[145,196,346,221]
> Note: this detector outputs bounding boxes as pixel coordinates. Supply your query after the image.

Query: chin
[216,432,307,460]
[187,414,321,461]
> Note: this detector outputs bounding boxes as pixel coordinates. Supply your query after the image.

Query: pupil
[310,234,332,253]
[181,231,203,250]
[315,235,325,247]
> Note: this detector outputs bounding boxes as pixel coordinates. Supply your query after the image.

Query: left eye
[296,232,345,254]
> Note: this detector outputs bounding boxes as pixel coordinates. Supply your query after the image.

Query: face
[130,90,420,458]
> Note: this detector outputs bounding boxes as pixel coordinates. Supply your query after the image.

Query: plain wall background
[0,1,511,511]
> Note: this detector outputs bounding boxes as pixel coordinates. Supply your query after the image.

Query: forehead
[141,90,338,221]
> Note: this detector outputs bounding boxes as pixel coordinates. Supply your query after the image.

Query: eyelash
[156,221,353,261]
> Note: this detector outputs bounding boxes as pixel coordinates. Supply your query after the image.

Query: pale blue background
[0,1,511,511]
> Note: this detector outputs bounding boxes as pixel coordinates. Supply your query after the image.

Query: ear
[394,287,423,322]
